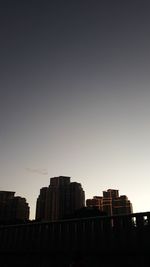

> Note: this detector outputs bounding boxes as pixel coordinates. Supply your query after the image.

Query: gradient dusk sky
[1,0,150,219]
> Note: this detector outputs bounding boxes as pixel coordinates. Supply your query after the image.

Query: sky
[1,0,150,219]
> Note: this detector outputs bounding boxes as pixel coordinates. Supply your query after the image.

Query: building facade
[36,176,85,221]
[86,189,133,216]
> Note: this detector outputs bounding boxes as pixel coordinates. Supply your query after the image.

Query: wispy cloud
[26,168,48,176]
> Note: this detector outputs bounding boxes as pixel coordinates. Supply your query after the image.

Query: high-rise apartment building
[36,187,48,220]
[0,191,30,223]
[112,195,133,215]
[86,189,133,216]
[36,176,85,221]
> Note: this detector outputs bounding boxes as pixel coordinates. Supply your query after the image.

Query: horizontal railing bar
[0,211,150,229]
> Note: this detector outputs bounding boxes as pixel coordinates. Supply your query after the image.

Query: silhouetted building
[36,176,85,221]
[0,191,15,222]
[102,189,119,215]
[69,182,85,215]
[0,191,15,202]
[36,187,48,220]
[0,191,30,223]
[86,189,133,216]
[86,196,103,210]
[112,195,133,215]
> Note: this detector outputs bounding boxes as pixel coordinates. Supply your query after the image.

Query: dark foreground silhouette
[0,212,150,266]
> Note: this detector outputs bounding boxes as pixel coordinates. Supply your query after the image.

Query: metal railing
[0,212,150,253]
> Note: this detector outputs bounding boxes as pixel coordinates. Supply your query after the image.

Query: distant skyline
[1,0,150,219]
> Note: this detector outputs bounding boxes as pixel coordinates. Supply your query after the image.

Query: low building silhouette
[86,189,133,216]
[0,191,30,224]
